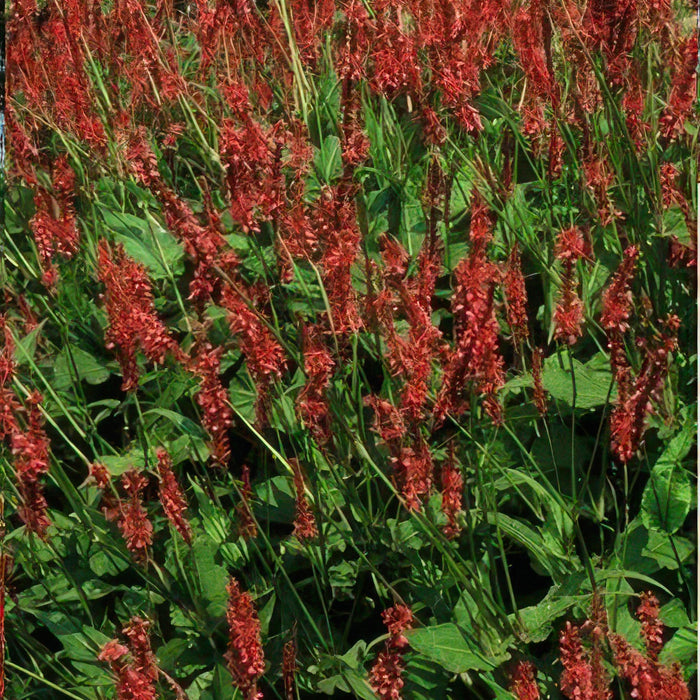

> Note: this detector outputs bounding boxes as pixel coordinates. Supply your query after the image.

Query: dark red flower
[188,342,233,467]
[553,228,588,345]
[236,464,258,540]
[440,445,464,540]
[156,448,192,544]
[509,660,540,700]
[503,245,529,345]
[637,592,664,662]
[117,470,153,562]
[225,578,265,700]
[98,241,184,392]
[290,459,318,541]
[11,392,51,538]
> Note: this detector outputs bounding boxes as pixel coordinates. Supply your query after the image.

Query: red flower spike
[99,617,159,700]
[290,459,318,541]
[11,392,51,538]
[559,622,595,699]
[382,604,413,646]
[117,470,153,562]
[156,448,192,545]
[440,445,464,540]
[435,199,504,424]
[236,464,258,540]
[188,342,233,467]
[98,241,185,392]
[370,605,414,699]
[282,635,297,700]
[509,660,540,700]
[296,324,335,444]
[369,647,406,700]
[531,348,548,416]
[503,245,529,345]
[637,592,664,662]
[610,316,678,462]
[610,632,690,700]
[601,246,638,337]
[225,578,265,700]
[553,228,588,345]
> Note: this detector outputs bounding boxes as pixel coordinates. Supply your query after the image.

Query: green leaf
[315,135,343,183]
[59,627,112,661]
[659,624,697,679]
[13,321,46,367]
[100,207,184,279]
[99,447,146,476]
[640,464,692,533]
[655,415,696,469]
[191,536,229,617]
[229,370,257,424]
[402,657,449,700]
[406,624,497,673]
[542,351,615,410]
[53,347,111,390]
[659,599,691,629]
[144,407,209,439]
[89,549,129,577]
[516,574,586,643]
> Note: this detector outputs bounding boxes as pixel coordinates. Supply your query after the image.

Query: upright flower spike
[637,592,664,662]
[440,444,464,540]
[503,245,529,346]
[435,199,504,424]
[118,470,153,562]
[11,392,51,538]
[601,245,639,388]
[236,464,258,540]
[225,577,265,700]
[156,448,192,545]
[98,617,159,700]
[609,632,690,700]
[296,324,335,444]
[98,241,185,392]
[559,622,595,699]
[188,342,233,467]
[282,634,297,700]
[610,315,679,463]
[290,459,318,541]
[553,227,587,345]
[369,605,413,700]
[531,348,549,416]
[509,660,540,700]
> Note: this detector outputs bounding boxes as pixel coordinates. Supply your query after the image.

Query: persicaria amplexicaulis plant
[2,0,695,697]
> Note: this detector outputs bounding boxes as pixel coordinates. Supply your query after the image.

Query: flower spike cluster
[369,605,413,700]
[225,577,265,700]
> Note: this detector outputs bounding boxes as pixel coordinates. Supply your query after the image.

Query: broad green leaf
[542,351,615,410]
[659,599,691,629]
[659,624,697,679]
[13,321,46,366]
[640,464,692,533]
[54,346,111,390]
[99,447,146,476]
[655,415,696,469]
[100,207,184,279]
[406,624,497,673]
[229,370,257,424]
[144,407,209,439]
[402,657,449,700]
[191,536,229,617]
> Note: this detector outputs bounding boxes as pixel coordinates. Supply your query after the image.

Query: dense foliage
[2,0,697,698]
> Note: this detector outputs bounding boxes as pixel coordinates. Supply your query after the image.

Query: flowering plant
[1,0,696,698]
